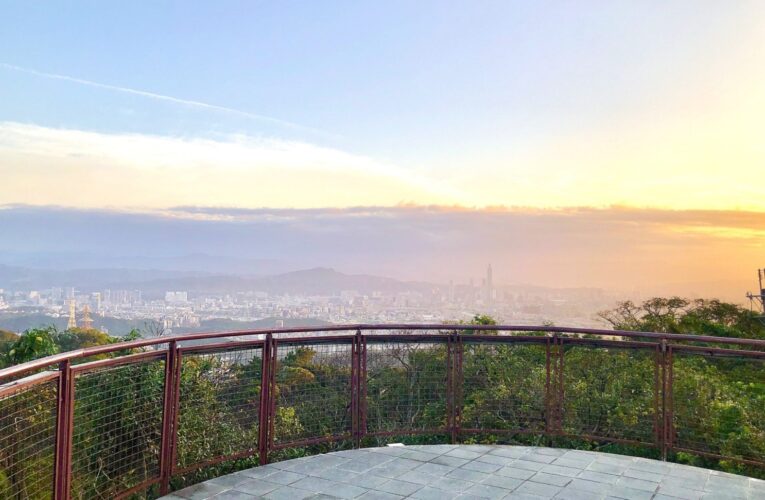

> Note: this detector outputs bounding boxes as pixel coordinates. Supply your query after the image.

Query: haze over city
[1,1,764,333]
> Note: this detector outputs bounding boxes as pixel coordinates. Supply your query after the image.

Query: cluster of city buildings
[0,266,621,335]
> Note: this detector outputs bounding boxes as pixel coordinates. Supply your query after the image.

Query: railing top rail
[2,323,764,381]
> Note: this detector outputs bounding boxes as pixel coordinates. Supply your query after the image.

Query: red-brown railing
[1,324,764,499]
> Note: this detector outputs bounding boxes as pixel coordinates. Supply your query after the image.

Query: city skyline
[1,2,763,297]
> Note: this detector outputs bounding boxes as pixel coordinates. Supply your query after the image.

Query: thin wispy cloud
[0,62,332,138]
[0,121,472,209]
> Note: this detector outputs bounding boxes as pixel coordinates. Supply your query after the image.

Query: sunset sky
[0,2,763,293]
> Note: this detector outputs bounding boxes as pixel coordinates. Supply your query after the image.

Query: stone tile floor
[163,445,765,500]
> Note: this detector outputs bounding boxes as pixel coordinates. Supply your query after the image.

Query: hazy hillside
[0,313,331,336]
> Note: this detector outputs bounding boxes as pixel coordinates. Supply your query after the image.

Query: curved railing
[1,324,764,499]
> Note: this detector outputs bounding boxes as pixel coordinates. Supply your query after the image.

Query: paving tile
[264,486,319,500]
[513,480,563,498]
[373,458,428,478]
[410,486,461,500]
[357,491,403,500]
[375,479,423,496]
[174,482,230,500]
[416,462,456,476]
[311,467,361,483]
[352,472,394,489]
[464,445,495,454]
[511,460,547,472]
[622,468,663,483]
[265,470,306,485]
[524,453,558,464]
[576,471,619,485]
[431,455,470,467]
[555,487,607,500]
[587,462,627,475]
[605,484,653,500]
[475,454,516,466]
[239,465,279,479]
[541,465,581,478]
[496,466,536,480]
[551,457,592,469]
[481,474,523,490]
[446,467,491,483]
[208,472,256,488]
[233,479,283,496]
[614,476,658,493]
[212,491,260,500]
[655,484,704,500]
[319,481,369,499]
[161,446,765,500]
[428,476,475,492]
[488,447,530,459]
[566,479,610,494]
[462,460,502,473]
[446,448,485,460]
[402,450,442,462]
[536,448,566,457]
[462,483,511,498]
[630,459,672,475]
[529,472,572,487]
[425,444,460,454]
[291,476,336,491]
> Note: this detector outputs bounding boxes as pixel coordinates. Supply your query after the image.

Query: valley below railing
[1,324,764,499]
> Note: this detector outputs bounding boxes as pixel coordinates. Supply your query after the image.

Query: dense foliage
[0,302,763,498]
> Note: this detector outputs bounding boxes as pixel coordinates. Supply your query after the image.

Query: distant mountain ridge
[0,264,433,295]
[119,267,433,295]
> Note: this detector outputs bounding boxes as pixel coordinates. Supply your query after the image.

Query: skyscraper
[485,264,493,303]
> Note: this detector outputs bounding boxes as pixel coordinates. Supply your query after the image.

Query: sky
[0,1,763,292]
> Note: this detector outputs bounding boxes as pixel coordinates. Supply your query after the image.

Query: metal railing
[1,324,764,499]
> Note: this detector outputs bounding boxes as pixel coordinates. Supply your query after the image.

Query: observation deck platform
[164,445,765,500]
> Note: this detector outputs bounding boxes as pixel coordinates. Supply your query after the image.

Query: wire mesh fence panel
[460,341,547,435]
[562,344,658,444]
[273,341,353,445]
[0,377,57,500]
[71,359,165,499]
[176,346,263,470]
[672,352,765,465]
[365,340,448,435]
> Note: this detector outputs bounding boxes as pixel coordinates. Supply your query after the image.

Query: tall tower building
[67,299,77,330]
[80,304,94,330]
[485,264,493,303]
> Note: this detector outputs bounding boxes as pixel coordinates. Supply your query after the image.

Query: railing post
[351,330,360,448]
[258,334,273,465]
[545,336,552,437]
[446,333,454,443]
[451,332,462,443]
[660,340,673,461]
[558,335,565,434]
[53,360,74,500]
[360,333,367,445]
[454,331,465,441]
[159,341,179,495]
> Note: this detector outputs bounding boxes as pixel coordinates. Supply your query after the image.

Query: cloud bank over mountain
[0,204,760,299]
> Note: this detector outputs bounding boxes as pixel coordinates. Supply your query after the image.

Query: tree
[598,297,765,339]
[3,327,58,365]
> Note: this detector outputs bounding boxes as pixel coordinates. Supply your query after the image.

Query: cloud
[0,63,329,137]
[0,122,471,208]
[0,204,761,299]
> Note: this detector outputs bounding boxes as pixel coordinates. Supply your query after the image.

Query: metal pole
[53,360,74,500]
[159,341,179,495]
[446,333,454,443]
[545,337,551,437]
[258,334,273,465]
[351,330,360,448]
